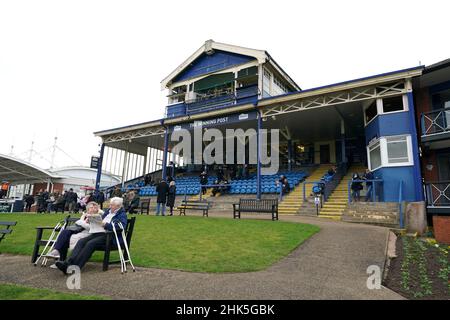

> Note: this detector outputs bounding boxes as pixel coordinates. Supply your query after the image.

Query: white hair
[110,197,124,207]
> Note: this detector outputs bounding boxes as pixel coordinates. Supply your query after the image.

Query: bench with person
[32,199,137,272]
[233,198,279,221]
[178,199,210,217]
[0,221,17,244]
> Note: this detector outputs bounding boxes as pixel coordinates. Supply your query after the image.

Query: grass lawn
[0,213,319,273]
[0,283,106,300]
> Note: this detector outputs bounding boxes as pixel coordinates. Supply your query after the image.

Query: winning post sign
[90,156,100,169]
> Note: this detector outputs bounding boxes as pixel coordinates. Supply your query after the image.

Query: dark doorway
[320,144,330,164]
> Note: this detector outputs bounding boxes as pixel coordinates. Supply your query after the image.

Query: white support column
[258,64,263,99]
[121,151,129,187]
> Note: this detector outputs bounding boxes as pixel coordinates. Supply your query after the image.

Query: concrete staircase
[342,202,399,228]
[319,164,367,220]
[278,165,331,215]
[188,188,213,201]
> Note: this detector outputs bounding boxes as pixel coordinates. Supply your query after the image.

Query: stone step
[341,216,398,228]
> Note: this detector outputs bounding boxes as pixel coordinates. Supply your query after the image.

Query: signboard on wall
[90,156,100,169]
[169,111,258,133]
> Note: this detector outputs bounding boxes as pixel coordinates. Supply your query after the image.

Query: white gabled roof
[160,40,267,90]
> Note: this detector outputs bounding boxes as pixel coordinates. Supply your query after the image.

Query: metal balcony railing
[424,181,450,207]
[421,107,450,137]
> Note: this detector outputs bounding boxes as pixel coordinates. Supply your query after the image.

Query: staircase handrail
[347,179,383,203]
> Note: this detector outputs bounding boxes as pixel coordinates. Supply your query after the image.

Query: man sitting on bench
[55,197,127,274]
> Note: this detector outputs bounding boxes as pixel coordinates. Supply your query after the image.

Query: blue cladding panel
[374,167,416,202]
[365,112,411,144]
[166,103,186,118]
[365,117,380,145]
[378,112,411,136]
[173,50,255,82]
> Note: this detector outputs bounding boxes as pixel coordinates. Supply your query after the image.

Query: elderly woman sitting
[55,197,127,274]
[46,201,104,261]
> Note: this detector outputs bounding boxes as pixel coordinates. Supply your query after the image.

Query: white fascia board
[94,121,163,138]
[258,69,423,107]
[211,41,266,64]
[161,43,206,90]
[265,59,300,91]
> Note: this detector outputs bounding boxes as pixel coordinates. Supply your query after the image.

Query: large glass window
[364,95,407,126]
[382,96,404,113]
[367,135,413,170]
[369,141,382,170]
[386,136,409,164]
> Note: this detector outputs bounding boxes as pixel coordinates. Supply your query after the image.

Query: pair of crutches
[34,219,68,267]
[111,221,136,274]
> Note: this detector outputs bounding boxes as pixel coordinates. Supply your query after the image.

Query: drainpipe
[406,82,424,201]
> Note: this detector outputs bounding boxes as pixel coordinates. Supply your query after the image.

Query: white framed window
[368,140,382,171]
[366,135,414,170]
[364,95,409,126]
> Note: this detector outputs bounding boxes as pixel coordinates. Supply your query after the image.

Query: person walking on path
[156,179,169,216]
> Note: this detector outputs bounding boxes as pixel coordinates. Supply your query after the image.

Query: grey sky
[1,0,449,169]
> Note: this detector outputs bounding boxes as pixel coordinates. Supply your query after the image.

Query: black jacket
[156,181,169,203]
[199,173,208,185]
[166,186,176,207]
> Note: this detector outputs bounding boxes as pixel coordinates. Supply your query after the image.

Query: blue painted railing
[186,93,235,115]
[347,179,383,203]
[424,181,450,207]
[420,106,450,137]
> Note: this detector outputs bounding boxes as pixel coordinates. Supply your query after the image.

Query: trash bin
[12,200,24,212]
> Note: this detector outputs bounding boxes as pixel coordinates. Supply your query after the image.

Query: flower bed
[384,236,449,300]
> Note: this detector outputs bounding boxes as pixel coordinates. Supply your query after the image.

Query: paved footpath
[0,215,404,300]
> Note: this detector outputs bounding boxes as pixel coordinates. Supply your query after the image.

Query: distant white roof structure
[0,153,60,185]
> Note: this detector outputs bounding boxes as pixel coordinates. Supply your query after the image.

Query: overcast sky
[1,0,449,169]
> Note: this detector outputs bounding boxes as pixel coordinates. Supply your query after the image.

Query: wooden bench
[31,216,79,263]
[233,198,279,221]
[0,221,17,244]
[178,200,210,217]
[139,199,151,215]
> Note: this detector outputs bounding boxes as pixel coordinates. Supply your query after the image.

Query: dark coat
[102,207,128,245]
[166,185,176,207]
[130,195,140,208]
[199,173,208,185]
[156,181,169,203]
